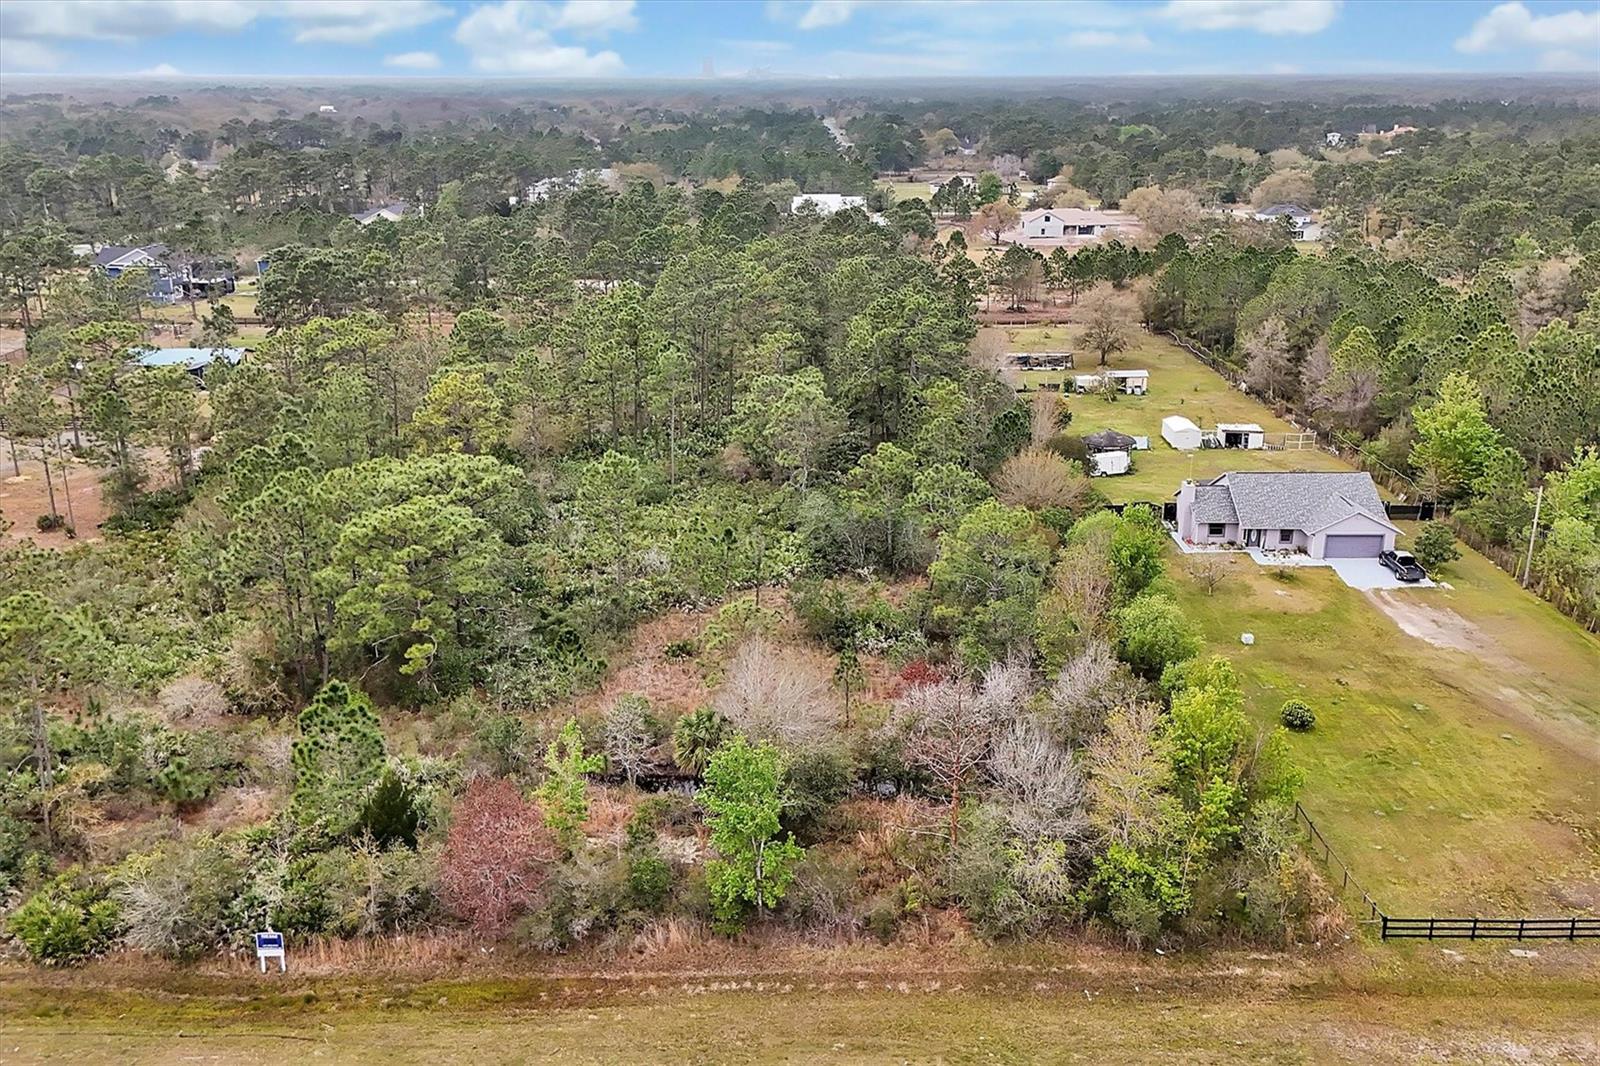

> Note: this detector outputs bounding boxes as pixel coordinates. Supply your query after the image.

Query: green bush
[1280,699,1316,731]
[5,872,121,964]
[1411,522,1461,572]
[357,767,421,847]
[35,513,65,533]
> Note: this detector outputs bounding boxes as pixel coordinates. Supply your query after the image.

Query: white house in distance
[1074,369,1149,395]
[1161,414,1202,450]
[1253,203,1322,241]
[1017,207,1127,241]
[1175,471,1400,558]
[352,202,412,226]
[791,193,867,215]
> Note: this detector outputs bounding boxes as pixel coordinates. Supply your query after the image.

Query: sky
[1,0,1598,81]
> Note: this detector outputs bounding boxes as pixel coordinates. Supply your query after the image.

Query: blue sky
[2,1,1597,79]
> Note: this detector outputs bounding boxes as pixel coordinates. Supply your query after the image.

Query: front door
[1245,528,1262,547]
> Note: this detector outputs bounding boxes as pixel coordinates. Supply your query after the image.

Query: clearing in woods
[995,322,1351,502]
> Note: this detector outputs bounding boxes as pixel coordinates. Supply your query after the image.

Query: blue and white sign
[255,930,286,973]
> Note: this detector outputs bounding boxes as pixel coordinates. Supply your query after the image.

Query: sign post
[255,929,286,974]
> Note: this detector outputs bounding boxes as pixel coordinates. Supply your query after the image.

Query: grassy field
[3,950,1596,1064]
[1008,324,1350,503]
[876,179,1046,204]
[1168,544,1600,914]
[1003,319,1600,914]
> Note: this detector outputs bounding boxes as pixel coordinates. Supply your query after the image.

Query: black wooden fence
[1294,804,1599,942]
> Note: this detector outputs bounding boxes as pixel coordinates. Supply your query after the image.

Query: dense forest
[0,84,1596,965]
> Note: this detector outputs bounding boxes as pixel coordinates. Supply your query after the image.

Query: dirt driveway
[1366,589,1600,762]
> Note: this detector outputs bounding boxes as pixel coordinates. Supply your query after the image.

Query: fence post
[1427,917,1435,941]
[1380,914,1388,940]
[1519,918,1526,941]
[1572,917,1578,942]
[1471,917,1478,941]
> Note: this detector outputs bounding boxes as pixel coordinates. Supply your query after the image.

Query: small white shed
[1162,415,1202,450]
[1217,422,1266,449]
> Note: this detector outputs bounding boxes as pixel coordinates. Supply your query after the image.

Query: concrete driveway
[1324,557,1436,590]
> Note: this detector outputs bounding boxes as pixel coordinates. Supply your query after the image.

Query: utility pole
[1521,485,1543,588]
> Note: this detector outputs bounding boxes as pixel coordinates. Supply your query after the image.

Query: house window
[1279,529,1294,544]
[1207,523,1225,538]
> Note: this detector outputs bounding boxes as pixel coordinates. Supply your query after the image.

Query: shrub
[357,767,421,847]
[1280,699,1316,732]
[781,748,853,844]
[671,706,727,776]
[662,638,697,660]
[115,835,246,959]
[1411,522,1460,572]
[1114,592,1202,678]
[625,849,672,914]
[438,777,553,934]
[5,872,121,964]
[35,513,65,532]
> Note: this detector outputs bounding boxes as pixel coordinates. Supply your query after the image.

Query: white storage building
[1162,415,1202,450]
[1216,422,1266,449]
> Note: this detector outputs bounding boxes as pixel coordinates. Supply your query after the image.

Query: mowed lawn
[1020,323,1600,914]
[1008,324,1350,503]
[1168,545,1600,915]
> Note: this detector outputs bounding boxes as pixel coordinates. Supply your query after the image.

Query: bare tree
[604,693,655,787]
[970,200,1020,245]
[994,447,1094,512]
[898,683,992,843]
[1029,390,1065,445]
[1050,545,1118,636]
[1187,553,1230,596]
[1077,286,1138,367]
[893,660,1031,843]
[1242,316,1299,402]
[714,638,839,751]
[988,716,1090,846]
[1046,639,1142,744]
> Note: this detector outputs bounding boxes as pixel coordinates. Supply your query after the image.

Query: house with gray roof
[1174,470,1399,558]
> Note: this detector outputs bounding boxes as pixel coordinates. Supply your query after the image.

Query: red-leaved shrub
[437,777,553,935]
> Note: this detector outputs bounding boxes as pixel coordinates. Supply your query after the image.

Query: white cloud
[0,35,61,70]
[1062,29,1152,49]
[275,1,452,44]
[548,0,638,37]
[797,0,862,29]
[385,50,442,70]
[136,62,184,76]
[1157,0,1341,36]
[453,1,631,76]
[0,0,449,53]
[1455,2,1600,70]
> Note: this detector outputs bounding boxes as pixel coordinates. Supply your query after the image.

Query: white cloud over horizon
[1157,0,1342,36]
[385,50,443,70]
[1455,2,1600,71]
[453,1,633,76]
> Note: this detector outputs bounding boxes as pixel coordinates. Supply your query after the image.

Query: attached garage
[1322,534,1386,558]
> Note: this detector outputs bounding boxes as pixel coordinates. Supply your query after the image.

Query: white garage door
[1323,534,1384,558]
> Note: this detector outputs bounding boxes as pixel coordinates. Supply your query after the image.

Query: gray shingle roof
[1216,471,1392,531]
[1190,484,1238,523]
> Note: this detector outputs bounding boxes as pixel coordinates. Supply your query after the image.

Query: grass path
[2,948,1596,1064]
